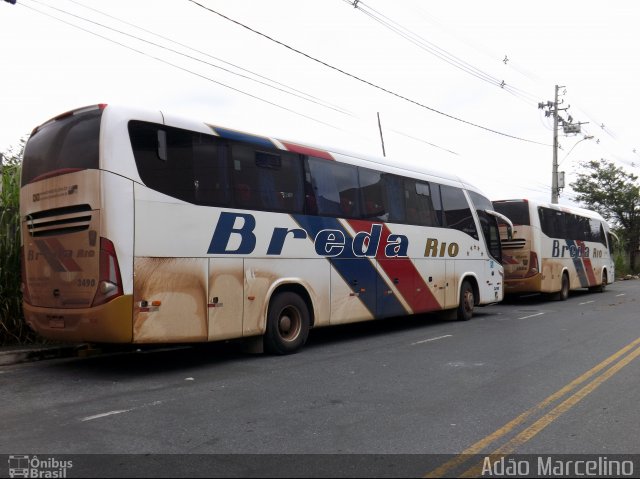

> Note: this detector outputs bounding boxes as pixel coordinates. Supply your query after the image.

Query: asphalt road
[1,280,639,477]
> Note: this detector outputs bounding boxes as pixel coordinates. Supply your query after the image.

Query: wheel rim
[277,306,302,342]
[463,288,474,313]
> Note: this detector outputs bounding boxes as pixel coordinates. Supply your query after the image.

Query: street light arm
[559,135,594,166]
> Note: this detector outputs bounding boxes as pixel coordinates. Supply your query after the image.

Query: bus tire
[590,270,607,293]
[456,280,474,321]
[264,291,310,355]
[558,272,570,301]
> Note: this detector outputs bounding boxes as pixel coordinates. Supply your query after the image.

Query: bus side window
[404,179,438,226]
[255,151,281,210]
[384,174,405,223]
[303,168,318,215]
[578,216,591,241]
[129,121,195,204]
[590,219,606,245]
[567,213,590,241]
[607,232,615,254]
[230,144,303,213]
[231,143,256,209]
[359,168,386,220]
[192,136,230,207]
[274,152,303,213]
[539,207,565,238]
[431,183,444,226]
[306,157,360,218]
[167,127,198,204]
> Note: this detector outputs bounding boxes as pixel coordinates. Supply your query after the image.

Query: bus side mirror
[484,209,513,240]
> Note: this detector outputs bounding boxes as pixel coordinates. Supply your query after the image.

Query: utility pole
[539,85,590,204]
[551,84,561,204]
[377,112,386,157]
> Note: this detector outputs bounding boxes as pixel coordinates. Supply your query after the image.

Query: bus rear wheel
[456,280,474,321]
[264,292,310,355]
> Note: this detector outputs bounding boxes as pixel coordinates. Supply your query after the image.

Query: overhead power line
[353,1,502,88]
[347,0,640,169]
[19,1,341,130]
[63,0,353,116]
[17,0,460,156]
[64,0,352,117]
[348,0,541,108]
[26,0,352,117]
[187,0,549,147]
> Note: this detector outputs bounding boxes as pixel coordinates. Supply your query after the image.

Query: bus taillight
[20,246,32,304]
[92,237,123,306]
[525,251,539,277]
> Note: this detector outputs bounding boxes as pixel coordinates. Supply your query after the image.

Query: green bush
[614,253,630,278]
[1,145,37,345]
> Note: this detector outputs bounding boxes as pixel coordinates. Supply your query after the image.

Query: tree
[571,158,640,273]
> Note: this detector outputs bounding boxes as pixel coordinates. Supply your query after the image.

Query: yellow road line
[460,343,640,477]
[424,336,640,478]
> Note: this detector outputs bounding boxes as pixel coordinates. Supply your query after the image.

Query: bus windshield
[21,107,103,185]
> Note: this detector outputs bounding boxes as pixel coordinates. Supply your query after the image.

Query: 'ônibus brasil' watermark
[8,455,73,478]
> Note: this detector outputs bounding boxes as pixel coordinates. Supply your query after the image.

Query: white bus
[492,199,615,300]
[20,104,509,354]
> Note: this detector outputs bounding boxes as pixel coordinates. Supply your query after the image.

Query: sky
[1,0,640,206]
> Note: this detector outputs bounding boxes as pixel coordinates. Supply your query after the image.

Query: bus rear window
[492,201,531,226]
[21,108,102,186]
[129,121,232,207]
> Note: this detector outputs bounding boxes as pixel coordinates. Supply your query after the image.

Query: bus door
[480,210,511,301]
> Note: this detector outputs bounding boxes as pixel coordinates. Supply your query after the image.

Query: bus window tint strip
[129,120,482,237]
[211,126,276,150]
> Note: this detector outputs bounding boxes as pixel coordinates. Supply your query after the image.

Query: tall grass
[1,143,36,345]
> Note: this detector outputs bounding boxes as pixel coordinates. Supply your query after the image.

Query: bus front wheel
[590,270,607,293]
[558,272,570,301]
[456,280,474,321]
[264,292,310,355]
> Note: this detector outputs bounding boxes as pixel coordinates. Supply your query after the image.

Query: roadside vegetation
[1,139,37,345]
[571,158,640,275]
